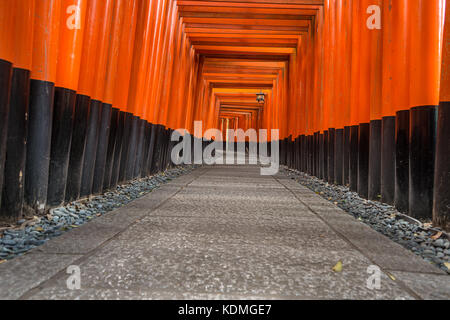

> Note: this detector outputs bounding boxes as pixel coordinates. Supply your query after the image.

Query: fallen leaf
[431,231,443,240]
[0,260,6,265]
[387,273,396,281]
[46,214,53,221]
[444,262,450,271]
[332,261,343,272]
[70,225,78,228]
[423,222,432,229]
[35,226,44,232]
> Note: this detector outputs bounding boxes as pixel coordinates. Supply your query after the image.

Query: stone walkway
[0,165,448,299]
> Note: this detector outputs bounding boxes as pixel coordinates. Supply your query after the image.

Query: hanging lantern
[256,91,265,104]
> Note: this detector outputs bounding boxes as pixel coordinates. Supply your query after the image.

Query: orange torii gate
[0,0,448,229]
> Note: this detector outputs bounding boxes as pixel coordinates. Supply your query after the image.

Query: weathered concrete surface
[0,165,448,300]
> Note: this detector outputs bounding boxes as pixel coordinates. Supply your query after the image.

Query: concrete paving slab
[0,164,447,300]
[389,271,450,300]
[0,253,82,300]
[30,240,412,300]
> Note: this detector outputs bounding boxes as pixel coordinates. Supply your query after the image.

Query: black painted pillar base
[409,106,437,220]
[334,129,344,185]
[24,80,54,214]
[163,127,171,169]
[291,137,295,169]
[125,115,139,181]
[314,132,319,177]
[285,138,289,167]
[146,123,157,175]
[167,129,174,168]
[1,67,27,219]
[287,139,295,169]
[318,133,324,179]
[304,135,308,173]
[323,130,328,181]
[133,119,147,178]
[395,110,410,213]
[118,112,132,184]
[168,128,175,169]
[328,128,335,184]
[308,135,313,175]
[92,103,112,195]
[160,128,169,171]
[343,126,351,186]
[298,135,305,172]
[297,135,302,171]
[47,87,76,208]
[151,125,164,174]
[434,101,450,230]
[311,135,315,175]
[0,60,12,213]
[290,137,294,169]
[287,137,292,168]
[110,111,126,188]
[103,107,119,190]
[381,116,396,205]
[302,136,307,173]
[66,94,90,202]
[357,123,370,199]
[134,119,146,178]
[349,125,359,192]
[286,138,290,167]
[140,122,151,177]
[280,138,285,166]
[302,136,306,172]
[368,120,381,201]
[126,116,138,181]
[80,100,101,198]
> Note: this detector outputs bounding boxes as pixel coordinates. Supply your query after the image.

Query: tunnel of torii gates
[0,0,449,230]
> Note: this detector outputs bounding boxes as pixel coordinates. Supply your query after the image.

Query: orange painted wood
[381,0,394,117]
[0,0,15,62]
[349,0,360,126]
[409,0,445,108]
[77,0,105,97]
[128,0,155,117]
[104,0,126,106]
[357,0,372,124]
[11,0,35,71]
[391,0,410,113]
[31,0,61,82]
[440,0,450,101]
[369,0,383,121]
[112,0,138,111]
[55,0,86,90]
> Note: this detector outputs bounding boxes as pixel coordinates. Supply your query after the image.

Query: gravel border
[0,165,198,262]
[282,167,450,275]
